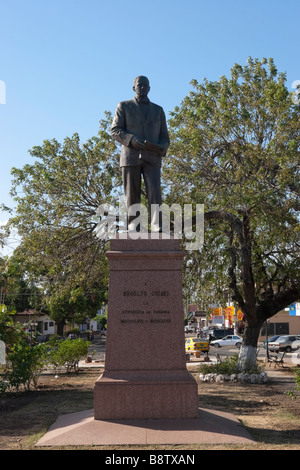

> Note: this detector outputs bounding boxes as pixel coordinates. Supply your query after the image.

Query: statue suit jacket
[111,97,169,167]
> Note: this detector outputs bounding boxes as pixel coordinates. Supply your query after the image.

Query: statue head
[133,76,150,100]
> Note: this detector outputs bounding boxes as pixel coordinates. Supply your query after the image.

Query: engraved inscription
[151,290,169,297]
[123,290,148,296]
[121,289,171,325]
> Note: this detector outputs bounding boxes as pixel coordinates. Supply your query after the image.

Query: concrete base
[94,370,198,419]
[35,408,254,447]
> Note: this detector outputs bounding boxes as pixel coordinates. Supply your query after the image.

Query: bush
[0,334,91,393]
[0,305,51,392]
[50,338,90,373]
[199,354,239,376]
[292,368,300,397]
[286,368,300,399]
[295,368,300,390]
[199,354,264,376]
[3,339,48,391]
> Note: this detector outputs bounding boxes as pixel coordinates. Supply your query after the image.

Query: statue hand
[131,136,147,150]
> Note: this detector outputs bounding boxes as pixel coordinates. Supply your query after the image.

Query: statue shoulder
[149,101,165,113]
[117,99,135,109]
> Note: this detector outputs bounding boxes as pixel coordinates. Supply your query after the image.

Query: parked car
[210,335,243,349]
[263,335,280,348]
[184,325,194,333]
[209,328,234,341]
[268,335,300,352]
[185,337,210,353]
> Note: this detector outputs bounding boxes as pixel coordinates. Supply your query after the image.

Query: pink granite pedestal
[94,235,198,420]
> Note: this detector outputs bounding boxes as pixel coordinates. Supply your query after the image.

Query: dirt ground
[0,363,300,451]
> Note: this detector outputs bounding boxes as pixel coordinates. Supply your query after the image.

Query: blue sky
[0,0,299,253]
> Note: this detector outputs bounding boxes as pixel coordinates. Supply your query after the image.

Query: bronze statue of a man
[111,76,169,231]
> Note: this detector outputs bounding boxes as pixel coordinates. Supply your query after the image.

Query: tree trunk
[237,319,262,371]
[56,320,65,337]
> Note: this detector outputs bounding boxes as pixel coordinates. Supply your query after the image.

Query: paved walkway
[36,406,255,447]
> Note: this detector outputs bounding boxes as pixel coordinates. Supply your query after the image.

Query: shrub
[0,336,91,393]
[291,367,300,397]
[286,368,300,399]
[50,338,90,373]
[4,339,48,391]
[199,354,264,376]
[295,368,300,390]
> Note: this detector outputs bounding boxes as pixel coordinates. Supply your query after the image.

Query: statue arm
[142,108,170,156]
[111,103,134,147]
[157,109,170,156]
[143,140,166,155]
[111,103,148,150]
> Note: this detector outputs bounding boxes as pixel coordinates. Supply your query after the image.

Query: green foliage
[0,304,17,347]
[0,304,45,393]
[294,368,300,391]
[199,354,264,376]
[93,313,107,329]
[10,115,120,245]
[164,57,300,338]
[8,116,117,327]
[50,338,90,373]
[2,332,48,392]
[0,256,43,312]
[287,368,300,399]
[199,354,239,375]
[0,316,91,392]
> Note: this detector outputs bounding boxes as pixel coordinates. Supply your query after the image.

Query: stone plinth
[94,235,198,420]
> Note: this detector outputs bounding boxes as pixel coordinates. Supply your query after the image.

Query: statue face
[133,77,150,99]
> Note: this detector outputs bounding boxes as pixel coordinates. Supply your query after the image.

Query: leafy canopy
[8,114,120,324]
[164,57,300,323]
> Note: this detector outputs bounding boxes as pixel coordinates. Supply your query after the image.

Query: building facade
[15,310,55,336]
[259,306,300,340]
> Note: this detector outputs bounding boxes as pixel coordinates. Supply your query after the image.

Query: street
[87,332,300,367]
[194,340,300,366]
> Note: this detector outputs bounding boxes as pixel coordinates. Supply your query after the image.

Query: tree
[10,113,120,265]
[93,311,107,330]
[45,281,107,336]
[0,304,17,348]
[0,255,43,311]
[164,58,300,369]
[8,115,118,330]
